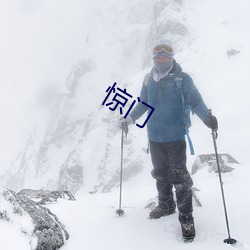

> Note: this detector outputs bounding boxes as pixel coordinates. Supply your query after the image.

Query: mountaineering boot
[181,222,195,242]
[179,213,195,242]
[149,204,176,219]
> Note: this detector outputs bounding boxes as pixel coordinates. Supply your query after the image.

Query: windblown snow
[0,0,249,249]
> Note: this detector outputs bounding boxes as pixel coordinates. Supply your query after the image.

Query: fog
[0,0,93,171]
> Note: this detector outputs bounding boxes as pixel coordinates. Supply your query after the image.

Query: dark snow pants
[149,140,193,223]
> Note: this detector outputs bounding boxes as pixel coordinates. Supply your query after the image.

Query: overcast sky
[0,0,92,171]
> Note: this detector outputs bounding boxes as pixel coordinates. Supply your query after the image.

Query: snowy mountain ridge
[0,0,184,193]
[1,0,249,193]
[1,0,250,249]
[2,1,249,192]
[1,0,249,194]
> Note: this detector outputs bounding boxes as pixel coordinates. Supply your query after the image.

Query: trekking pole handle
[208,109,218,139]
[121,122,129,137]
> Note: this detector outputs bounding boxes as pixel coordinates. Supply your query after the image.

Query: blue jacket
[130,61,209,142]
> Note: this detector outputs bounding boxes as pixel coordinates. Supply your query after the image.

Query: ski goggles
[153,44,174,58]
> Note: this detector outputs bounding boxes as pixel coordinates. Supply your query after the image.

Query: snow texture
[0,0,250,249]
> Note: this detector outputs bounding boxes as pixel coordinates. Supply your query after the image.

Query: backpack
[143,71,195,155]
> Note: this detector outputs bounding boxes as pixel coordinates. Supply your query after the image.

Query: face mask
[154,60,173,74]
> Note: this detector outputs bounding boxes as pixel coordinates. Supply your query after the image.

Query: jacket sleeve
[182,73,209,122]
[129,78,149,122]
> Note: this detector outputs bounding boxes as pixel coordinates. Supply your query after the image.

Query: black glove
[204,113,218,131]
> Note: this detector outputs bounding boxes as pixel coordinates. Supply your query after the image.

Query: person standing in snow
[117,39,218,241]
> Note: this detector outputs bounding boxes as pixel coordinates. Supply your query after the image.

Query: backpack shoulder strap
[173,72,185,104]
[173,71,183,89]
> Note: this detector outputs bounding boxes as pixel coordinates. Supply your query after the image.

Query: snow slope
[1,0,250,249]
[47,160,249,250]
[50,0,250,248]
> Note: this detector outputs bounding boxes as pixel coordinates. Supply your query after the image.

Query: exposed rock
[143,0,188,68]
[227,48,240,58]
[65,59,94,98]
[58,163,83,194]
[1,189,69,250]
[17,189,76,205]
[145,187,202,208]
[95,160,143,193]
[191,154,239,175]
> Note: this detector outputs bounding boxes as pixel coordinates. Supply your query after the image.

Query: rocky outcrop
[0,189,69,250]
[191,154,239,175]
[17,189,76,205]
[143,0,188,68]
[145,187,202,209]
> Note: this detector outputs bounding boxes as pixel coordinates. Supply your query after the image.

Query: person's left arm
[183,73,218,130]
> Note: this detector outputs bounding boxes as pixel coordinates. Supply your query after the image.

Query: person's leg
[149,141,176,219]
[166,141,195,240]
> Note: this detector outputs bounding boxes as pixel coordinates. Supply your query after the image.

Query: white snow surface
[49,163,249,250]
[0,0,250,249]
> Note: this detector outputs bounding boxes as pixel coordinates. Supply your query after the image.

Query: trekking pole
[115,123,128,216]
[209,110,237,244]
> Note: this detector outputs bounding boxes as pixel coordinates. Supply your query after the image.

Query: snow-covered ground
[0,222,33,250]
[47,160,249,250]
[1,0,250,249]
[0,160,249,249]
